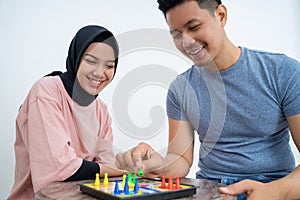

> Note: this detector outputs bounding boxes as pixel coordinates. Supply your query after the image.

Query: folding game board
[80,173,198,200]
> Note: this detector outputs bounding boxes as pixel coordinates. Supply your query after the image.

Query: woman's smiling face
[76,42,115,95]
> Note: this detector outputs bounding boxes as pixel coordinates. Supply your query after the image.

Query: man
[116,1,300,199]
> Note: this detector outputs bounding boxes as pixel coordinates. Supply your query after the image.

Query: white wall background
[1,0,299,199]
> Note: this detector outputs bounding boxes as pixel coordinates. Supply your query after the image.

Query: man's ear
[216,4,227,27]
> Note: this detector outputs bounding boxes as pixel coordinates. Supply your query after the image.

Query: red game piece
[160,175,166,189]
[80,177,198,199]
[175,176,180,189]
[168,176,173,189]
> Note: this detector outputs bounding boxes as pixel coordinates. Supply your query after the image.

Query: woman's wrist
[98,163,128,177]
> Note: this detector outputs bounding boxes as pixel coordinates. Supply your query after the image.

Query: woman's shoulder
[18,76,65,115]
[95,98,109,111]
[29,76,65,100]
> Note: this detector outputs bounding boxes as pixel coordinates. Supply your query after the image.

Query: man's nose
[182,34,196,47]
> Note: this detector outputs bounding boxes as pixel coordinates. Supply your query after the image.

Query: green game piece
[128,173,133,183]
[133,173,137,184]
[138,168,144,176]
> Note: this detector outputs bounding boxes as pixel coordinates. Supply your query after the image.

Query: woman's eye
[106,65,115,69]
[86,59,97,65]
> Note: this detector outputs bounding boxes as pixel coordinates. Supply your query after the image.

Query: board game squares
[81,173,195,199]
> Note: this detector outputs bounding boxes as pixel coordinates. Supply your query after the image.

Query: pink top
[8,76,115,199]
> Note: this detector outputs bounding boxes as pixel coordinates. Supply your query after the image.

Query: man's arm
[162,118,194,177]
[287,113,300,152]
[219,113,300,200]
[115,118,194,178]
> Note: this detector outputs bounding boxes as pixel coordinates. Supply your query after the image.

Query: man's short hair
[157,0,222,17]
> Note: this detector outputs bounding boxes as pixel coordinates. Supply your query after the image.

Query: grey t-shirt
[167,47,300,179]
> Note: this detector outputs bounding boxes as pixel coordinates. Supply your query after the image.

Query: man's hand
[219,179,287,200]
[115,142,164,178]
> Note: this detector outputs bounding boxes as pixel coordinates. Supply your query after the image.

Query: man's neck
[205,39,241,72]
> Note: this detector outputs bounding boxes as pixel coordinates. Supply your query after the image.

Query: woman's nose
[93,65,106,76]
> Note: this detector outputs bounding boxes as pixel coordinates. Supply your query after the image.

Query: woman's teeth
[92,80,100,84]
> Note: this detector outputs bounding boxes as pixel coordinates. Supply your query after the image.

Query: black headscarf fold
[46,25,119,106]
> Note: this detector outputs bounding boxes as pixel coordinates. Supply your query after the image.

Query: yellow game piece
[122,174,126,188]
[94,173,100,186]
[103,172,109,187]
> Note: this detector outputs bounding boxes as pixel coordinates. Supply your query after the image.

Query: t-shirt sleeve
[166,78,188,121]
[279,56,300,116]
[25,97,82,192]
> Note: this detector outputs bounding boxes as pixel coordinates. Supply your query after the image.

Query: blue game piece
[133,177,139,194]
[114,179,120,195]
[133,174,137,184]
[124,177,129,195]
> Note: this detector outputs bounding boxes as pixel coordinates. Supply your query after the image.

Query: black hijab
[47,25,119,106]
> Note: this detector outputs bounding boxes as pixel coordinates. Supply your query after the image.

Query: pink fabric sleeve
[25,97,82,192]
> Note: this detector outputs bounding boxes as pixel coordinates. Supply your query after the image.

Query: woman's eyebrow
[85,53,115,63]
[84,53,99,60]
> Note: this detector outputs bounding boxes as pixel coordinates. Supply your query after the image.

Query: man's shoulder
[242,46,288,60]
[173,66,195,81]
[169,67,194,87]
[244,47,300,69]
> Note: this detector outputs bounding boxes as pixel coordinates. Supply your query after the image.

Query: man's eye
[172,33,182,40]
[190,25,200,31]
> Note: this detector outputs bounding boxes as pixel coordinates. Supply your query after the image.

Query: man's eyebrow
[170,19,199,34]
[183,19,199,28]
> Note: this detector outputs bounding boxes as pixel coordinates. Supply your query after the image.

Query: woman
[8,25,125,199]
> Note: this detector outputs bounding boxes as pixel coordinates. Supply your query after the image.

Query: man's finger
[142,153,164,173]
[131,149,144,168]
[132,142,154,168]
[219,179,261,195]
[115,152,127,169]
[123,150,135,169]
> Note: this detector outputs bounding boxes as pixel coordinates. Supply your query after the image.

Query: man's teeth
[190,49,201,55]
[188,46,205,55]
